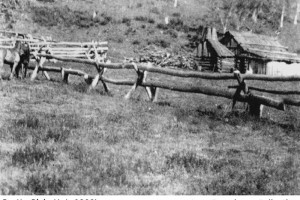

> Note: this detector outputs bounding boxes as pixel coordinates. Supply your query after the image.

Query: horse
[0,40,30,80]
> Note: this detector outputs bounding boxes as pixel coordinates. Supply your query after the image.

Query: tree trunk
[294,2,300,25]
[252,8,258,23]
[174,0,178,8]
[280,2,285,28]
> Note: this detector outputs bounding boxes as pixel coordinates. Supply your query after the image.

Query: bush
[150,7,160,15]
[121,17,131,26]
[10,112,79,143]
[25,171,66,195]
[169,18,189,32]
[147,38,170,48]
[136,3,143,8]
[156,23,168,30]
[12,144,55,166]
[165,29,178,38]
[98,13,113,26]
[134,16,155,24]
[37,0,55,2]
[132,39,141,45]
[148,18,155,24]
[13,114,40,129]
[134,16,148,22]
[31,6,113,28]
[165,151,209,173]
[172,12,181,17]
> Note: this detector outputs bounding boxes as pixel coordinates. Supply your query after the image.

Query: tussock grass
[25,171,66,195]
[10,112,80,143]
[12,144,55,166]
[1,79,300,194]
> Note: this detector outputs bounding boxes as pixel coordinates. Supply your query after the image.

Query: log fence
[26,53,300,117]
[1,35,300,118]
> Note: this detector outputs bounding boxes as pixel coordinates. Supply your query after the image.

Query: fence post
[125,63,143,100]
[30,58,40,81]
[88,73,100,91]
[142,70,157,102]
[248,94,264,118]
[233,70,263,118]
[61,68,69,83]
[31,51,51,81]
[87,42,110,93]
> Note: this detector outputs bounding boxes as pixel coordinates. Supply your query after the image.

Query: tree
[209,0,238,33]
[294,0,300,24]
[280,0,287,28]
[205,0,286,34]
[174,0,178,8]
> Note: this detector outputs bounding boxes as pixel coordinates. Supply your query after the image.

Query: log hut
[220,31,300,75]
[196,27,234,72]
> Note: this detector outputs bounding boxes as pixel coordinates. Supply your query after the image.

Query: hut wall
[266,62,300,76]
[249,60,266,74]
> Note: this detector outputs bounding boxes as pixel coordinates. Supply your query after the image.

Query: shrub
[45,127,71,142]
[98,13,113,26]
[125,27,136,36]
[107,34,124,43]
[10,112,79,143]
[25,171,66,195]
[37,0,55,2]
[165,151,210,173]
[72,82,88,93]
[31,6,113,28]
[136,3,143,8]
[150,7,160,15]
[132,39,141,45]
[165,29,178,38]
[121,17,131,26]
[147,38,170,48]
[13,114,40,129]
[70,152,128,188]
[148,18,155,24]
[12,144,55,166]
[172,12,181,17]
[134,16,148,22]
[134,16,155,24]
[156,23,168,30]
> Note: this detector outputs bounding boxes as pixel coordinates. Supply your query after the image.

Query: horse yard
[0,53,300,194]
[1,0,300,194]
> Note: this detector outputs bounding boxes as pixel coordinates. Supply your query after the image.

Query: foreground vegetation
[0,65,300,194]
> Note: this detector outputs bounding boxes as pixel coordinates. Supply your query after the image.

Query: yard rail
[31,53,300,117]
[0,35,299,118]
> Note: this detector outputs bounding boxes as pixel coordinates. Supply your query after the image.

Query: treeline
[202,0,300,34]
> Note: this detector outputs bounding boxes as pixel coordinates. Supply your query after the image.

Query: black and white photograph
[0,0,300,196]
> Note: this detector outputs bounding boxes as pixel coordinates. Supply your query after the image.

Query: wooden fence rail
[26,52,300,118]
[0,33,295,118]
[36,54,300,81]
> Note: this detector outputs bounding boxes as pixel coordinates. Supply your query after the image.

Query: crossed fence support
[29,40,109,93]
[232,70,265,117]
[2,35,298,118]
[124,62,158,102]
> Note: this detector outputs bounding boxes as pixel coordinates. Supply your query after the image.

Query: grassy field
[0,0,300,195]
[0,62,300,194]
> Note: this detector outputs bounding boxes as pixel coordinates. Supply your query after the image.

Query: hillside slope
[5,0,206,61]
[2,0,300,58]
